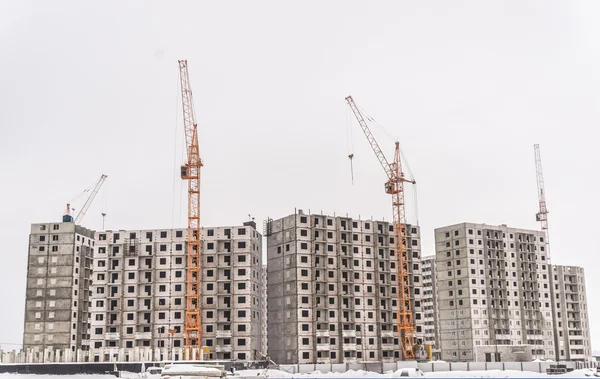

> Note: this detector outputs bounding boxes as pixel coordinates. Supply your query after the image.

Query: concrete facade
[552,265,592,361]
[89,227,187,357]
[24,220,265,361]
[201,222,264,361]
[435,223,555,362]
[421,256,440,359]
[23,222,94,352]
[266,210,425,364]
[89,221,264,361]
[260,265,268,359]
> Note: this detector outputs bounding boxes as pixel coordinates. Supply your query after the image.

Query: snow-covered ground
[0,368,597,379]
[233,368,598,378]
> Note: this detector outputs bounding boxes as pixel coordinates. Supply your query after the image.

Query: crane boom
[73,174,107,224]
[345,95,417,360]
[345,97,394,180]
[179,60,203,359]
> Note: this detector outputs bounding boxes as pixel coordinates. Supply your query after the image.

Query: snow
[232,368,598,378]
[0,375,114,379]
[162,365,223,375]
[0,368,597,379]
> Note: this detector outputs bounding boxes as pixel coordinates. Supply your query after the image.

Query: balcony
[381,331,394,338]
[216,330,232,339]
[316,330,330,337]
[343,344,357,350]
[215,345,232,353]
[135,332,152,340]
[526,334,544,340]
[104,332,120,341]
[316,344,330,351]
[342,330,356,338]
[381,343,395,350]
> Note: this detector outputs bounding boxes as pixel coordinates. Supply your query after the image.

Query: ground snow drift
[234,368,597,378]
[0,368,597,379]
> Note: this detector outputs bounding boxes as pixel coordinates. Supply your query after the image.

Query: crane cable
[355,103,420,226]
[67,179,98,204]
[345,102,355,184]
[172,69,181,229]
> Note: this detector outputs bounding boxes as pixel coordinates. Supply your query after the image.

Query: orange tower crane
[533,144,559,360]
[179,60,203,359]
[345,96,417,360]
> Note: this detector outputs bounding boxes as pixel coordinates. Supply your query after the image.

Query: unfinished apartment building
[23,222,94,352]
[435,223,555,362]
[89,221,264,361]
[421,256,440,358]
[260,266,268,358]
[266,210,425,364]
[552,265,591,361]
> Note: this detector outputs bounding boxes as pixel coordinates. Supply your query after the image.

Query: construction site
[4,1,600,377]
[10,58,593,369]
[3,60,591,377]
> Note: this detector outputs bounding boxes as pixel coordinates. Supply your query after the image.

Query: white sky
[1,1,599,352]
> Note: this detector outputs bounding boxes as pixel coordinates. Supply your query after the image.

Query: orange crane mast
[179,60,203,359]
[533,144,559,360]
[345,96,417,360]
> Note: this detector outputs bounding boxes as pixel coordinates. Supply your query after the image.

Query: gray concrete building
[421,256,440,359]
[23,222,94,352]
[552,265,592,361]
[435,223,555,362]
[201,221,264,361]
[89,221,264,361]
[89,227,188,359]
[260,265,268,359]
[265,210,425,364]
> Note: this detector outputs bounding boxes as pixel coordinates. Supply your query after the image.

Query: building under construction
[434,222,592,362]
[23,221,267,362]
[23,222,94,352]
[265,210,426,364]
[17,58,594,365]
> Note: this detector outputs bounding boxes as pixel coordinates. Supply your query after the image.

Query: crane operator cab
[385,180,396,194]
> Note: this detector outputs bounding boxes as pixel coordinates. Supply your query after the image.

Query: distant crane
[63,174,107,225]
[534,144,549,233]
[178,60,203,359]
[533,144,558,360]
[345,95,419,360]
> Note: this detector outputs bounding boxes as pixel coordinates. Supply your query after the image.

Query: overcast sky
[1,1,599,352]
